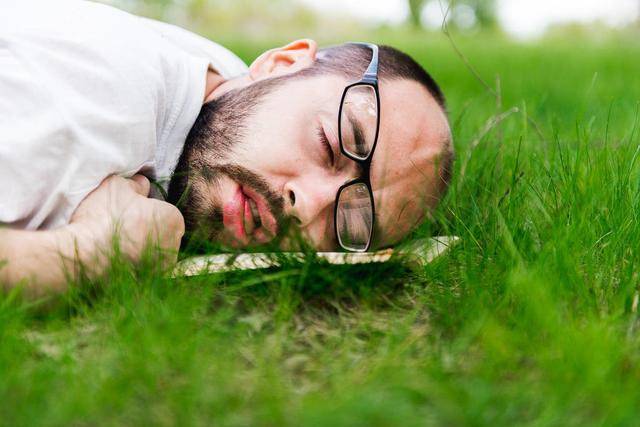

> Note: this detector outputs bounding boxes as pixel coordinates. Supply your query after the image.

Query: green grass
[3,29,640,426]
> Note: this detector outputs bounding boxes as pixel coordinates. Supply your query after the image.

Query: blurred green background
[101,0,640,144]
[3,1,640,426]
[108,0,502,41]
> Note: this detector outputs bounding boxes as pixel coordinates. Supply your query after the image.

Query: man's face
[172,43,450,251]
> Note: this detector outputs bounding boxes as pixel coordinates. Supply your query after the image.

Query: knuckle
[175,214,186,237]
[150,201,185,234]
[166,205,185,234]
[136,175,151,192]
[107,174,125,186]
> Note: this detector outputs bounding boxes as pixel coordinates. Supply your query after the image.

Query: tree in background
[408,0,427,28]
[408,0,497,29]
[104,0,357,41]
[470,0,497,28]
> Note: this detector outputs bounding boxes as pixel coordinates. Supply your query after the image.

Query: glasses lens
[336,183,373,251]
[340,85,378,160]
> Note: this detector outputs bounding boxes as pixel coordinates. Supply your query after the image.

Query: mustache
[176,163,285,240]
[208,163,285,225]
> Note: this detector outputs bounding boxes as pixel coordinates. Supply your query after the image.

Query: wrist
[0,222,115,296]
[0,228,77,294]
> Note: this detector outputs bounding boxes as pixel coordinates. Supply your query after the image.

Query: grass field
[2,28,640,426]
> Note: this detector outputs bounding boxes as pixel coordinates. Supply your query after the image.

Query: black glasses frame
[334,42,380,252]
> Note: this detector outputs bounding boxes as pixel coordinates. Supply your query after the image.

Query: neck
[204,69,226,103]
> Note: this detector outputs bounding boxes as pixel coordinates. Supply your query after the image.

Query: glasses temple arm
[364,44,379,79]
[349,42,379,81]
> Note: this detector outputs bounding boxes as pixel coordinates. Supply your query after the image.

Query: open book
[173,236,459,277]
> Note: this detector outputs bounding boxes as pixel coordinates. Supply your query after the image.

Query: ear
[249,39,318,81]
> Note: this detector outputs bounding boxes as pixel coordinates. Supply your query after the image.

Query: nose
[283,179,338,228]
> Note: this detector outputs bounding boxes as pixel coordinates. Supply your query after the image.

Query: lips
[243,195,261,235]
[222,187,247,243]
[242,185,278,237]
[222,183,277,245]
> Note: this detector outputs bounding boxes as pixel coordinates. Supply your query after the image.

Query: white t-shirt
[0,0,248,230]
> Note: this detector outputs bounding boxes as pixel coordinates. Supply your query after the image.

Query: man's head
[168,40,453,251]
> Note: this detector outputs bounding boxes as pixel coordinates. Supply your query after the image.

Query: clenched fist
[69,174,185,266]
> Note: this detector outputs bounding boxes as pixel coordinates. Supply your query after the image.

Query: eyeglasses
[334,42,380,252]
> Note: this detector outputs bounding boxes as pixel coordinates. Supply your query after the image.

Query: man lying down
[0,0,453,293]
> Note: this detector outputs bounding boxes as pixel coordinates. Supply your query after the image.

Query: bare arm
[0,175,185,297]
[0,226,90,295]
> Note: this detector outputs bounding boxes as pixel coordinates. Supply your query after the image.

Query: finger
[153,201,185,235]
[129,174,151,197]
[149,201,186,246]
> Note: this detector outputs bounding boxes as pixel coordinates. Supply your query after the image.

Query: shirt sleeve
[138,18,249,80]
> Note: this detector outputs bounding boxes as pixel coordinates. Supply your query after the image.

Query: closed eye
[317,126,335,167]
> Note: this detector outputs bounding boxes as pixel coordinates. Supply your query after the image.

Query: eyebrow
[349,112,383,247]
[329,214,383,252]
[348,111,368,159]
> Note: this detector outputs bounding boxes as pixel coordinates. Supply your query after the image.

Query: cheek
[239,116,321,177]
[233,144,307,184]
[381,198,424,244]
[301,219,334,251]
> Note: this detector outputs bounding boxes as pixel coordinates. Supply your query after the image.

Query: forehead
[369,79,450,247]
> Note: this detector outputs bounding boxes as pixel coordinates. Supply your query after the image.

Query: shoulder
[1,1,176,65]
[139,18,249,79]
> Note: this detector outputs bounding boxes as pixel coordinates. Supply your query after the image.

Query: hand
[69,174,185,267]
